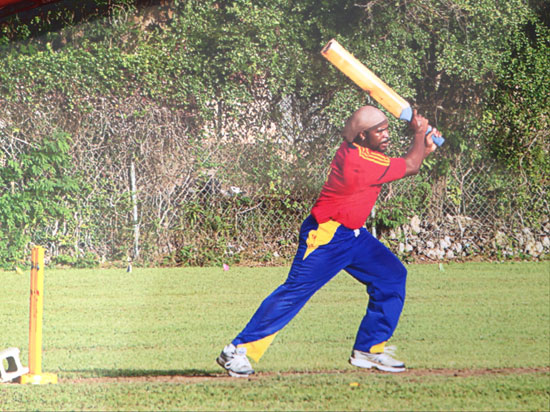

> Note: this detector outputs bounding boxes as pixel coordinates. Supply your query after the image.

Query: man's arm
[403,110,438,177]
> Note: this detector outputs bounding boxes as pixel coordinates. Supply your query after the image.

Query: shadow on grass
[68,368,221,379]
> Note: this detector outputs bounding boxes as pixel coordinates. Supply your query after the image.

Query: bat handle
[426,126,445,147]
[399,108,444,147]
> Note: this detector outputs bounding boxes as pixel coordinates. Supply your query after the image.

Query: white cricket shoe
[216,344,255,378]
[349,345,406,373]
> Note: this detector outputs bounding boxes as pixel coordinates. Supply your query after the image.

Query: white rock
[522,228,535,244]
[525,241,538,256]
[426,249,436,259]
[440,238,451,250]
[410,216,421,234]
[494,231,508,247]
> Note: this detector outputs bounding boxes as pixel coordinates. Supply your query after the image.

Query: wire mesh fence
[1,91,548,267]
[374,160,549,261]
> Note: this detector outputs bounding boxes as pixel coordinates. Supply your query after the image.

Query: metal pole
[130,161,140,260]
[371,206,376,238]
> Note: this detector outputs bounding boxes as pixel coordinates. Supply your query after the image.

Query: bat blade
[321,39,444,146]
[321,39,412,121]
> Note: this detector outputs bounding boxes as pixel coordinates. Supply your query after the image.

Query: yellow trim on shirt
[353,144,390,167]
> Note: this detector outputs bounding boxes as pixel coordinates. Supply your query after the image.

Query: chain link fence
[1,91,548,267]
[374,159,549,261]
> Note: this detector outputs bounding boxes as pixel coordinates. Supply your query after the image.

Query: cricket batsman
[217,105,439,377]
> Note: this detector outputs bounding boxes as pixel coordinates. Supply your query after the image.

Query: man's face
[356,121,390,152]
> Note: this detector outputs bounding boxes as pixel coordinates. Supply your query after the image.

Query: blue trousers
[233,215,407,358]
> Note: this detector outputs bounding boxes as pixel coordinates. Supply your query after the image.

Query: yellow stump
[19,246,57,385]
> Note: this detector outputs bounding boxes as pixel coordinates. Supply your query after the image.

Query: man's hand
[411,110,439,156]
[409,110,429,138]
[403,110,439,176]
[425,129,439,156]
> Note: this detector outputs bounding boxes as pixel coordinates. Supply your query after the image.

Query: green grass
[1,262,549,411]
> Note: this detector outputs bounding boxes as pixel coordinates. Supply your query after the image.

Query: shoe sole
[227,369,254,378]
[349,357,406,373]
[216,356,255,378]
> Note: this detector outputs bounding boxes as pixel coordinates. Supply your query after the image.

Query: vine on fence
[0,1,548,267]
[0,132,81,268]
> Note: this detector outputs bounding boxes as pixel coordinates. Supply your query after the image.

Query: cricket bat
[321,39,444,146]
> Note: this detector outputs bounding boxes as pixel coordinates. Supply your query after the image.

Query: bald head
[342,106,388,143]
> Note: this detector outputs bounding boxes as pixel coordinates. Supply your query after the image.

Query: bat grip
[426,126,445,147]
[399,109,444,147]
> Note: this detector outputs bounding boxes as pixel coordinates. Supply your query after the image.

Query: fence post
[130,161,140,260]
[371,206,376,238]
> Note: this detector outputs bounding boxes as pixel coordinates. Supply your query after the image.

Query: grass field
[0,261,548,411]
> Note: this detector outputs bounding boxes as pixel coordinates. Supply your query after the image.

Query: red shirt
[311,142,406,229]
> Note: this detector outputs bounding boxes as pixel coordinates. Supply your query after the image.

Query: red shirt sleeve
[376,157,406,184]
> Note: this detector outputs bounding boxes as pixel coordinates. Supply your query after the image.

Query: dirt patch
[62,367,549,384]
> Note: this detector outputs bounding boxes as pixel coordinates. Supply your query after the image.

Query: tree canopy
[0,0,548,266]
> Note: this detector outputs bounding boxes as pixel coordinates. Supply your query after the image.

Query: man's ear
[346,132,361,143]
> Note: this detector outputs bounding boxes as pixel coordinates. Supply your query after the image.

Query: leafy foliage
[0,0,547,266]
[0,132,81,267]
[484,23,549,180]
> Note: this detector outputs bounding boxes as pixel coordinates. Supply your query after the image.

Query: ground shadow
[68,368,219,378]
[58,368,235,383]
[58,366,550,384]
